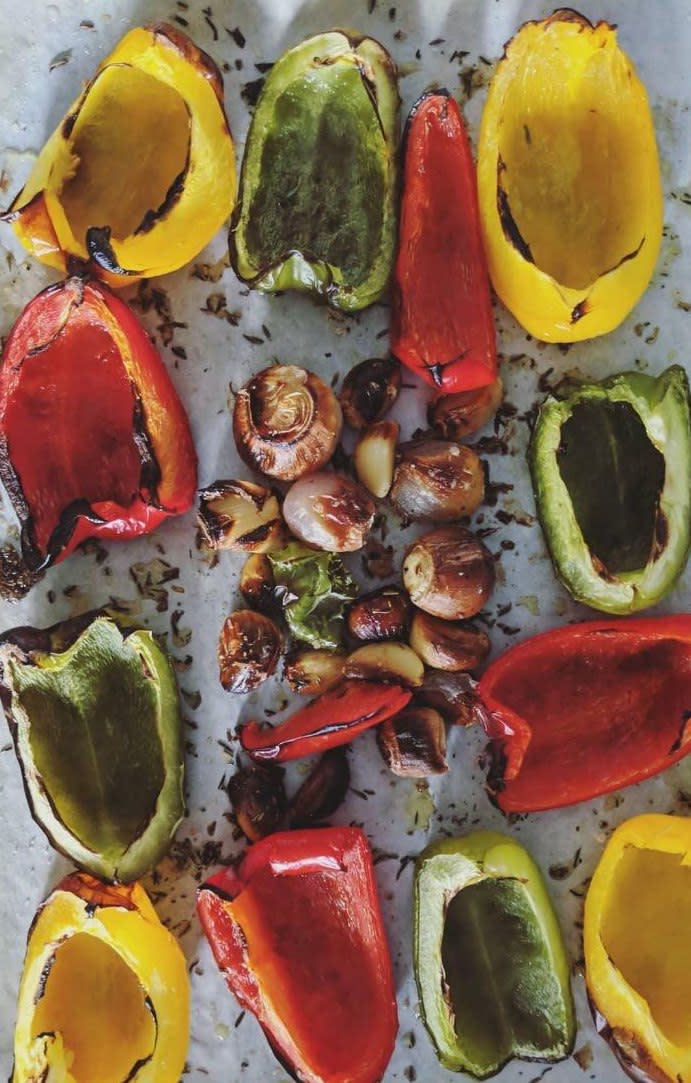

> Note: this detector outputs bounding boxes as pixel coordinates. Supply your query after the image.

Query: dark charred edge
[570,299,589,324]
[62,110,78,140]
[600,235,646,278]
[121,996,158,1083]
[484,740,509,804]
[1,186,44,223]
[497,164,534,264]
[652,505,668,560]
[33,947,59,1004]
[263,1025,301,1083]
[132,391,163,505]
[150,21,226,107]
[0,433,46,576]
[86,226,139,277]
[135,166,188,236]
[197,881,235,903]
[400,86,452,169]
[499,9,616,63]
[668,710,691,756]
[590,996,673,1083]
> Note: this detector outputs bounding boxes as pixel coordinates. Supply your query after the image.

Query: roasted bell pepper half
[2,24,235,284]
[0,612,184,883]
[0,277,197,571]
[240,678,412,762]
[531,365,691,613]
[12,871,189,1083]
[390,90,497,392]
[415,832,574,1077]
[230,31,400,312]
[480,616,691,812]
[197,827,398,1083]
[585,815,691,1083]
[477,10,662,342]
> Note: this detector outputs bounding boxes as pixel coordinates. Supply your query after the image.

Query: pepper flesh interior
[557,400,665,573]
[441,879,566,1070]
[601,847,691,1047]
[245,63,386,288]
[31,932,156,1082]
[231,863,385,1076]
[498,31,646,290]
[59,65,190,245]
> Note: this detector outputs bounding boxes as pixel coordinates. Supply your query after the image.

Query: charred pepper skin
[197,827,398,1083]
[480,616,691,812]
[0,277,197,571]
[391,90,497,393]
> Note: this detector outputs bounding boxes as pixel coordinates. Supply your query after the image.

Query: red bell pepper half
[0,276,197,570]
[197,827,398,1083]
[480,616,691,813]
[390,90,497,393]
[240,678,412,763]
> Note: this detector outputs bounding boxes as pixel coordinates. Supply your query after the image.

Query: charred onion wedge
[344,641,424,688]
[283,472,375,552]
[287,748,351,826]
[339,357,401,429]
[410,612,490,672]
[377,706,448,777]
[390,440,485,522]
[233,365,342,481]
[354,420,399,499]
[227,763,287,842]
[428,379,504,440]
[347,586,410,641]
[239,554,276,614]
[418,670,488,727]
[403,526,495,620]
[283,649,346,696]
[218,610,283,693]
[198,480,285,552]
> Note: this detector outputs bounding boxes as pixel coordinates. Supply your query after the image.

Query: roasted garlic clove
[283,472,375,552]
[344,641,424,688]
[409,611,490,672]
[233,365,343,481]
[284,649,346,695]
[218,610,283,693]
[198,480,285,552]
[287,748,351,826]
[347,586,410,641]
[428,379,504,440]
[339,357,401,429]
[227,763,287,842]
[390,440,485,522]
[403,526,495,620]
[377,706,448,777]
[354,420,399,499]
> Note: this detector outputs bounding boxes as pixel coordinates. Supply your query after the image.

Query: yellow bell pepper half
[585,815,691,1083]
[477,10,662,343]
[12,873,189,1083]
[2,24,236,285]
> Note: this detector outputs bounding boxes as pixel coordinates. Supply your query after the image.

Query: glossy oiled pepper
[197,827,398,1083]
[391,91,497,392]
[477,10,662,342]
[2,24,235,284]
[585,815,691,1083]
[12,872,189,1083]
[414,832,574,1077]
[0,277,197,571]
[531,366,691,613]
[240,678,412,762]
[480,616,691,812]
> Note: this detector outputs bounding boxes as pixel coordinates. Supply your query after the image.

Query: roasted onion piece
[284,649,346,695]
[339,357,401,430]
[198,480,285,552]
[418,670,488,727]
[287,748,351,826]
[403,526,494,620]
[377,706,448,777]
[218,610,283,693]
[283,472,375,552]
[233,365,343,481]
[428,379,503,440]
[227,763,287,842]
[390,440,485,522]
[347,586,410,641]
[239,554,277,614]
[344,641,424,687]
[410,612,490,672]
[354,420,399,499]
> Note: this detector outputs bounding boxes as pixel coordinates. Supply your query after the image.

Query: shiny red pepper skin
[0,277,197,570]
[390,90,497,393]
[197,827,398,1083]
[480,616,691,812]
[240,678,412,763]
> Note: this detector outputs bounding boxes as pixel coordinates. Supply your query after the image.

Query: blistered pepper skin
[0,277,197,571]
[12,872,189,1083]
